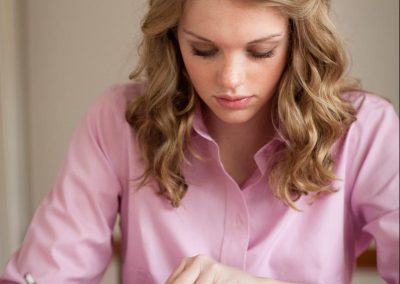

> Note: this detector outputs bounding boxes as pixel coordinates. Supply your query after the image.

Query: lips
[214,95,253,109]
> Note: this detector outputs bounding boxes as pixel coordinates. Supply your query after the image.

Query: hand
[165,254,283,284]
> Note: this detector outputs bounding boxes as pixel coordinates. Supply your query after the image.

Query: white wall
[331,0,399,110]
[0,0,29,270]
[25,0,147,210]
[0,0,398,283]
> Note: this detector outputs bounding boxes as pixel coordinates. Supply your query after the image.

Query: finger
[165,257,191,284]
[168,259,202,284]
[194,269,214,284]
[169,255,216,284]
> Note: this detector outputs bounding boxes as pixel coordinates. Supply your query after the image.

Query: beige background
[0,0,398,283]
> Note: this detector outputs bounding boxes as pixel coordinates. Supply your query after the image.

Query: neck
[203,103,275,186]
[204,105,275,154]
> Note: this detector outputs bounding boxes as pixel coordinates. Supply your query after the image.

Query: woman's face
[177,0,289,126]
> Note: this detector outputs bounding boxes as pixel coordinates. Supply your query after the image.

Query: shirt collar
[191,104,283,174]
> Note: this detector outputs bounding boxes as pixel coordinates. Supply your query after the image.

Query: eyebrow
[182,28,283,44]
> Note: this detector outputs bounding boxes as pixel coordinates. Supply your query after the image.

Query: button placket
[220,185,250,270]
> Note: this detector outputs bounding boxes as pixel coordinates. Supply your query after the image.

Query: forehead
[179,0,288,45]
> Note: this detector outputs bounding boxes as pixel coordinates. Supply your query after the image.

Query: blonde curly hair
[126,0,359,208]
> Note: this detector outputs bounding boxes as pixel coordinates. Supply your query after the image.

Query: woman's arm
[348,96,399,284]
[0,86,129,283]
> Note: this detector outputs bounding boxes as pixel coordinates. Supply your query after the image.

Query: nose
[218,54,244,91]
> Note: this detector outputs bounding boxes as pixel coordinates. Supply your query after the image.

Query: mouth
[214,95,254,109]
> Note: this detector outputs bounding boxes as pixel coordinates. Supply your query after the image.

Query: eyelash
[191,48,275,60]
[192,48,218,57]
[252,50,275,59]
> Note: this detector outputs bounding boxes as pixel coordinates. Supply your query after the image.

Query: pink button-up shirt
[1,83,399,284]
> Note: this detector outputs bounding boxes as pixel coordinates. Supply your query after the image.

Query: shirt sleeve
[0,86,130,283]
[349,95,399,284]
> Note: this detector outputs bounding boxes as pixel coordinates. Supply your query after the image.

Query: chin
[214,111,255,125]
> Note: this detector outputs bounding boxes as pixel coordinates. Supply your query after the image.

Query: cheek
[266,63,284,82]
[257,56,287,89]
[182,57,211,89]
[179,42,214,88]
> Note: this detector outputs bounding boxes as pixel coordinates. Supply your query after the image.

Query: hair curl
[126,0,359,208]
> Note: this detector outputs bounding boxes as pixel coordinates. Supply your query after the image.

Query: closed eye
[191,47,276,60]
[249,49,275,59]
[191,48,218,58]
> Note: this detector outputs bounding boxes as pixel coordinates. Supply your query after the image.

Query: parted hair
[126,0,359,208]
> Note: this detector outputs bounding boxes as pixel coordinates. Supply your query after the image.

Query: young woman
[1,0,398,283]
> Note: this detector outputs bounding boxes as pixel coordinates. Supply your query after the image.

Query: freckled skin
[177,0,289,129]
